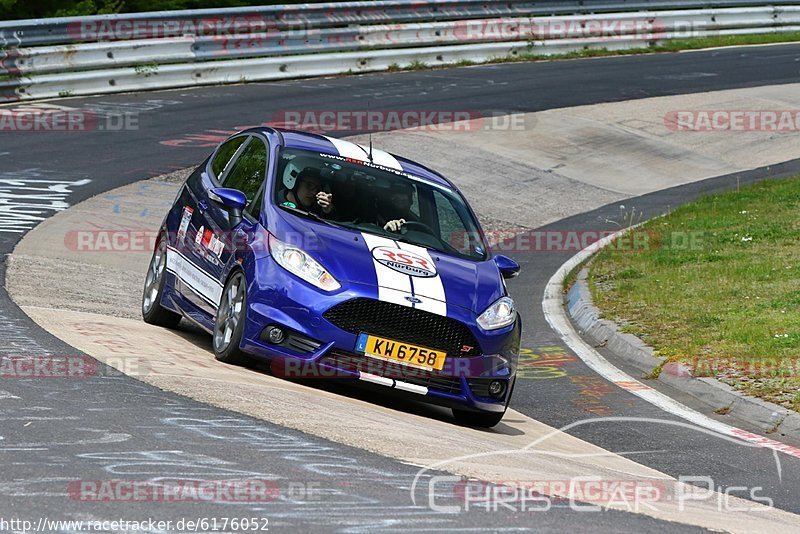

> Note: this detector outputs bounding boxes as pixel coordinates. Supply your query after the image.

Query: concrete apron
[9,83,800,531]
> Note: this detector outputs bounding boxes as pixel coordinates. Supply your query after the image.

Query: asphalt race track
[3,44,800,531]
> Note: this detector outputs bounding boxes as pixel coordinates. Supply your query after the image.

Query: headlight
[477,297,516,330]
[268,234,341,292]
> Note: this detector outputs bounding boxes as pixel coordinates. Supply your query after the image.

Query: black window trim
[243,133,272,224]
[217,133,271,224]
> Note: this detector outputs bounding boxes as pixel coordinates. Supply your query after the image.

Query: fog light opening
[267,326,285,344]
[488,380,506,398]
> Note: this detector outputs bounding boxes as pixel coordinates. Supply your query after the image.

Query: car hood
[270,212,504,315]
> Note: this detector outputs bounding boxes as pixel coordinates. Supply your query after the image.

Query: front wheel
[453,378,515,428]
[142,238,181,328]
[213,270,248,365]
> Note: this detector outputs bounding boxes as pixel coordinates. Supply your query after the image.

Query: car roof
[250,127,456,190]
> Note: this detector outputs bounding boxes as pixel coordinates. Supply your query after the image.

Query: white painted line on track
[543,228,800,461]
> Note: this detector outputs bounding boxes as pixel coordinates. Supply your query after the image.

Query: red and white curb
[543,228,800,461]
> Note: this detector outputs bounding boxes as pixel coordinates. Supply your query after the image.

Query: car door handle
[198,200,208,212]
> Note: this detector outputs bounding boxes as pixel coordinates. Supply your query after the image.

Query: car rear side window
[211,136,247,180]
[223,137,268,204]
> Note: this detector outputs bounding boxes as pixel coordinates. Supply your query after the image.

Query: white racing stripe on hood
[396,241,447,316]
[323,135,403,170]
[324,135,368,161]
[361,146,402,170]
[361,232,413,308]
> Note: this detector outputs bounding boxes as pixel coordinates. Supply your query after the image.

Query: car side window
[211,136,247,180]
[223,137,268,204]
[433,189,479,255]
[433,190,461,241]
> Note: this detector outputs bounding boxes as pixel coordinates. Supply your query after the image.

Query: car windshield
[273,147,488,261]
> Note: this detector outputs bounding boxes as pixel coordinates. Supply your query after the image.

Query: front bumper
[239,258,520,413]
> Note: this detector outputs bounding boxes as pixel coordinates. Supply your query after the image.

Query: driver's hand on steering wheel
[383,218,406,233]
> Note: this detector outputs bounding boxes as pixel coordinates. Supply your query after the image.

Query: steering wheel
[401,220,436,235]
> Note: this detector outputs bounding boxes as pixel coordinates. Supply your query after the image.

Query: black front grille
[409,375,462,394]
[322,350,462,394]
[323,298,481,357]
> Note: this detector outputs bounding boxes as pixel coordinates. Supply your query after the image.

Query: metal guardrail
[1,1,799,102]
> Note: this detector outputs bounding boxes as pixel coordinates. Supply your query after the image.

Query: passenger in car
[277,167,334,216]
[376,181,419,232]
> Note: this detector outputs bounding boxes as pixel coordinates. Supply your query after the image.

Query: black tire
[453,379,515,428]
[213,270,248,365]
[452,408,506,428]
[142,237,182,329]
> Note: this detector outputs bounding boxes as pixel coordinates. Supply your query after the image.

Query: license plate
[356,333,446,371]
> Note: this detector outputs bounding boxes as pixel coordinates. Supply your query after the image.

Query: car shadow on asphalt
[165,318,524,435]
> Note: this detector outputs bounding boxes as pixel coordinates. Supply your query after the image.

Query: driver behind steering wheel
[377,181,419,233]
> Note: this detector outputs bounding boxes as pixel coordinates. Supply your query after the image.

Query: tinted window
[433,189,483,258]
[211,136,247,180]
[434,189,461,242]
[223,137,268,203]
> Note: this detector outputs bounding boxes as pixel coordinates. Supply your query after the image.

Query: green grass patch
[386,32,800,74]
[508,31,800,63]
[589,176,800,411]
[650,31,800,51]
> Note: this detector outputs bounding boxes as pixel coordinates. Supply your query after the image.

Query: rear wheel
[142,238,181,328]
[452,408,506,428]
[213,271,248,365]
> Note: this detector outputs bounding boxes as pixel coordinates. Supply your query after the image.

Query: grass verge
[390,31,800,73]
[588,176,800,411]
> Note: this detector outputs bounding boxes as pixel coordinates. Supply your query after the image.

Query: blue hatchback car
[142,127,521,427]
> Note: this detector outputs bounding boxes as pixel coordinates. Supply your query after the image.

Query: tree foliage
[1,0,318,20]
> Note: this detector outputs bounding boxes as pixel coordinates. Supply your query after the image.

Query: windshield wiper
[393,234,477,260]
[281,205,338,228]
